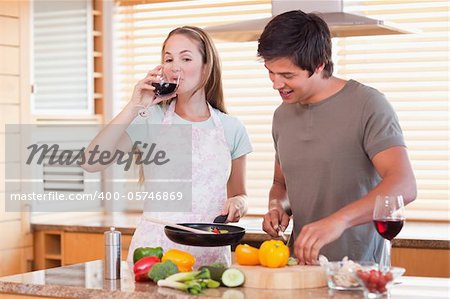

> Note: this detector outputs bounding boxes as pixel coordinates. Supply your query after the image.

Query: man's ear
[315,63,325,74]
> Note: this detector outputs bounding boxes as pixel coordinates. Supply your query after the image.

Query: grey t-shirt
[272,79,405,262]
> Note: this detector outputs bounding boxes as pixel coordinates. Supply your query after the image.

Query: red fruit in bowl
[377,276,386,287]
[353,266,405,295]
[368,271,379,284]
[384,272,393,282]
[368,283,377,292]
[357,270,370,283]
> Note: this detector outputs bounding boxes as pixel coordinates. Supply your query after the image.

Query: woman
[83,26,252,267]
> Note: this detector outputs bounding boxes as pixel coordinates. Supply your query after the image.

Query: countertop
[31,213,450,249]
[1,260,449,299]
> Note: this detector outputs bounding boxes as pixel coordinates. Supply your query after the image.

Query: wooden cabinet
[64,232,132,265]
[34,230,132,270]
[392,247,450,278]
[34,231,63,269]
[64,232,103,265]
[93,0,104,115]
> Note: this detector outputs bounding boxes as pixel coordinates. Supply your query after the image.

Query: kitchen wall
[0,0,33,276]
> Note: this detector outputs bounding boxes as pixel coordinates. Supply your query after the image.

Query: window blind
[340,0,449,221]
[33,0,94,115]
[114,0,449,220]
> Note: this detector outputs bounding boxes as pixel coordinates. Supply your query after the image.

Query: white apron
[127,100,232,268]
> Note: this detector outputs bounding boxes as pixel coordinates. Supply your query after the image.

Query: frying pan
[164,223,245,247]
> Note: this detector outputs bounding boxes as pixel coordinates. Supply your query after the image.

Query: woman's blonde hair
[162,26,226,113]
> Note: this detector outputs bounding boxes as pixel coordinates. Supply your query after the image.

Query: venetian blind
[33,0,94,115]
[114,0,449,220]
[339,0,449,221]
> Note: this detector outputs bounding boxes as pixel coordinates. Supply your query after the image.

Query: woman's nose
[168,64,181,73]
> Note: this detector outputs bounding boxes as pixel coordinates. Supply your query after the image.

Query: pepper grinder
[104,226,121,280]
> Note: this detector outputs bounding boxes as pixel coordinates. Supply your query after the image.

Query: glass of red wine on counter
[373,195,405,271]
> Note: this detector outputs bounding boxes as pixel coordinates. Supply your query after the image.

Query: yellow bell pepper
[258,240,290,268]
[162,249,195,272]
[235,244,260,265]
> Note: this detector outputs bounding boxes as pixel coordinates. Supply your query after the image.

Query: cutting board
[232,264,327,289]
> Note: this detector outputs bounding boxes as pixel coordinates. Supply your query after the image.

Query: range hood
[204,0,410,41]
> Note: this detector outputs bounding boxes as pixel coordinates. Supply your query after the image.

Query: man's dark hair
[257,10,333,78]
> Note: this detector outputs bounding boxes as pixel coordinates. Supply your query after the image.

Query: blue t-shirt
[127,104,252,160]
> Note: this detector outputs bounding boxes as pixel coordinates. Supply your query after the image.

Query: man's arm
[262,161,291,237]
[294,146,417,265]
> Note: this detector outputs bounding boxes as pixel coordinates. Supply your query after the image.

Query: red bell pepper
[133,256,160,282]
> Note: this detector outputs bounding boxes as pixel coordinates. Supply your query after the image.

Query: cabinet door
[64,232,103,265]
[64,232,131,265]
[392,247,450,278]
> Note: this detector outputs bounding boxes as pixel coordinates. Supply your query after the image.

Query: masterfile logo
[4,124,193,213]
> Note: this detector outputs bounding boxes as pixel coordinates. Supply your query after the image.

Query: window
[32,0,94,115]
[114,0,449,220]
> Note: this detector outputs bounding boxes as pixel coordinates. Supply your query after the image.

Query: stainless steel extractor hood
[204,0,411,41]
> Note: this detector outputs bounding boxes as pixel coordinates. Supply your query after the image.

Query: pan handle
[142,215,214,234]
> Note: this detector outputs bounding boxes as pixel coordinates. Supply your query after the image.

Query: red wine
[373,219,404,240]
[152,82,177,96]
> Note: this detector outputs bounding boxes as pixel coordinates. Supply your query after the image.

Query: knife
[277,225,288,242]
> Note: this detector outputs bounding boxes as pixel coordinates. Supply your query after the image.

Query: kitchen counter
[1,260,449,299]
[31,213,450,249]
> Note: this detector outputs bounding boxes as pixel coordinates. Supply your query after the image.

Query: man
[258,10,417,265]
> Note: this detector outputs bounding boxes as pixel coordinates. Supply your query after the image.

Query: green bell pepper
[133,246,164,264]
[133,247,164,263]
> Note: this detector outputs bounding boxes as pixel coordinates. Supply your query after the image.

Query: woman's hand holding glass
[129,65,180,118]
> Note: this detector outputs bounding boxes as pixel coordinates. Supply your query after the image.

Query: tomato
[357,270,370,283]
[384,272,393,282]
[358,269,394,294]
[236,244,260,265]
[377,276,387,288]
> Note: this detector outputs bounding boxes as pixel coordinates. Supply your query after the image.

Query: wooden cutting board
[232,264,327,289]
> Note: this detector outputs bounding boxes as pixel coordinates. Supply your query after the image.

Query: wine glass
[373,195,405,271]
[152,68,180,97]
[138,66,180,118]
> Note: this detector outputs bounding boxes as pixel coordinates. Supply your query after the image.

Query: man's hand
[262,207,290,237]
[294,215,347,265]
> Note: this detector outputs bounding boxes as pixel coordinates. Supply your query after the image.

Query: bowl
[324,261,377,290]
[350,265,405,298]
